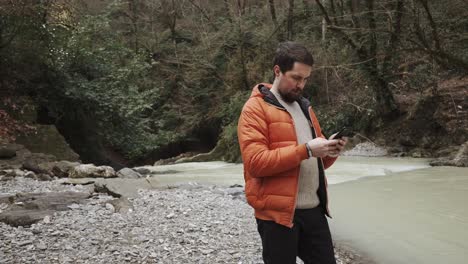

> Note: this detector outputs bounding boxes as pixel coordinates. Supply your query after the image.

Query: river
[142,157,468,264]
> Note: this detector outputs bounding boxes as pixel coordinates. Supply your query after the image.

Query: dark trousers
[256,206,336,264]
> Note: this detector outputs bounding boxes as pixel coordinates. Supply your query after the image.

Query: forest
[1,0,467,167]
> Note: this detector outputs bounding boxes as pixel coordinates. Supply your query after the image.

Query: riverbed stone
[0,191,91,227]
[116,168,142,179]
[0,147,16,159]
[93,177,161,198]
[52,161,80,178]
[0,176,359,263]
[69,164,116,178]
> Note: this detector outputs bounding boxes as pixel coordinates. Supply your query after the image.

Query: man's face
[274,62,312,103]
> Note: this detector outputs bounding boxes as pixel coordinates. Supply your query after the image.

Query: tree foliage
[1,0,466,163]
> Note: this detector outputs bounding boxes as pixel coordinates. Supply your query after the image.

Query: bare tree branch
[186,0,218,31]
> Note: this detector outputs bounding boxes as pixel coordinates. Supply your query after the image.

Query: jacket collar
[252,83,312,122]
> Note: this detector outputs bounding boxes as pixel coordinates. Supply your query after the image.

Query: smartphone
[333,127,347,139]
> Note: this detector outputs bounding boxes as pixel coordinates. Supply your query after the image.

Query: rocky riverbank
[0,175,371,264]
[0,142,374,263]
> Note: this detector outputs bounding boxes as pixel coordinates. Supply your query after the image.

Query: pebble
[43,215,51,224]
[0,177,363,263]
[37,242,47,250]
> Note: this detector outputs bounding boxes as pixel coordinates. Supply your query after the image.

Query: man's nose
[296,80,306,89]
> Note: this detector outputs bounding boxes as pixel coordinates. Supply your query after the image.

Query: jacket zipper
[264,100,301,227]
[307,107,331,217]
[263,92,330,222]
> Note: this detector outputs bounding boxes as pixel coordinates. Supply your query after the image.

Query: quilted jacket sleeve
[238,98,308,177]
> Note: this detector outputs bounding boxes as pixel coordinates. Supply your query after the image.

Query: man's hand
[327,133,349,157]
[306,137,339,158]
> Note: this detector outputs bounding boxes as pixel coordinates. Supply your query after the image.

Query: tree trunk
[418,0,441,51]
[237,0,247,16]
[287,0,295,40]
[315,0,399,117]
[382,0,404,77]
[329,0,338,25]
[268,0,278,26]
[321,17,327,42]
[223,0,232,23]
[128,0,139,53]
[364,0,398,117]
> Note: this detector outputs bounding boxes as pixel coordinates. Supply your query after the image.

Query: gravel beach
[0,177,367,263]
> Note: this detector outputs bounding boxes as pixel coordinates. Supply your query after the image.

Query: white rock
[105,203,115,213]
[166,213,175,219]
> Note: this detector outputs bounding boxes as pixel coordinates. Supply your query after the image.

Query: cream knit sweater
[270,87,320,209]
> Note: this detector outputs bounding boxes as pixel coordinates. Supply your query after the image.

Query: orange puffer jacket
[237,83,337,228]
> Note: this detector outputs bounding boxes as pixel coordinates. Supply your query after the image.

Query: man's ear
[273,65,281,77]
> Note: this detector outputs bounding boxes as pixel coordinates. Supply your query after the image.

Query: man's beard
[278,88,302,103]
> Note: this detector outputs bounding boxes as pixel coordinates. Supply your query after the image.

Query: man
[237,42,347,264]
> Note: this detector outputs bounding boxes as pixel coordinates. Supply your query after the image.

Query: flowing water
[141,157,468,264]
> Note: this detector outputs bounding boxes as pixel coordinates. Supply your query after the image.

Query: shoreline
[0,177,373,264]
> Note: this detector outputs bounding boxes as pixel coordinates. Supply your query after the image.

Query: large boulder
[0,143,31,170]
[52,161,81,178]
[21,160,49,174]
[0,191,91,227]
[106,197,134,213]
[0,146,16,159]
[92,177,161,198]
[14,124,80,162]
[69,164,116,178]
[116,168,142,179]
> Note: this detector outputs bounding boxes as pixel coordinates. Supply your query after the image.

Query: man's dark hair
[273,41,314,73]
